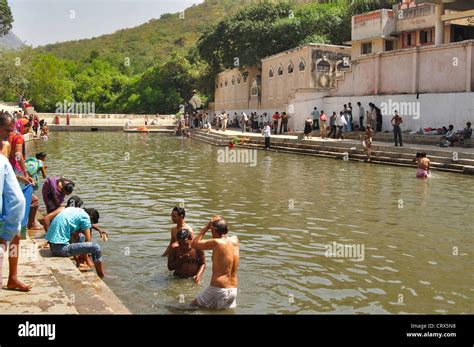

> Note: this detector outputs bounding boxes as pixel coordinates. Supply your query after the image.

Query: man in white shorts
[191,216,239,310]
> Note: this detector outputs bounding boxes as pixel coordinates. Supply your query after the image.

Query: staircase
[191,130,474,175]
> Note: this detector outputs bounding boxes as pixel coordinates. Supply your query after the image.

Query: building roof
[417,0,473,11]
[261,43,350,62]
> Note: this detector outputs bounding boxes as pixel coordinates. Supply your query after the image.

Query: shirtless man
[414,152,430,179]
[191,216,239,310]
[162,207,193,257]
[168,229,205,283]
[361,125,374,161]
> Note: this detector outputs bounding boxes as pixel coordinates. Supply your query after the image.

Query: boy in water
[414,152,430,179]
[162,207,194,257]
[168,229,206,283]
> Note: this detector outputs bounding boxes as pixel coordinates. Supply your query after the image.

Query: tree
[0,48,38,101]
[0,0,13,36]
[73,59,129,112]
[29,54,73,112]
[118,52,196,114]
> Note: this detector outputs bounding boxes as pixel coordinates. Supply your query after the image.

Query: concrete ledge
[1,238,130,314]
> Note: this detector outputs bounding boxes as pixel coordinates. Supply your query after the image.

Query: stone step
[192,130,473,174]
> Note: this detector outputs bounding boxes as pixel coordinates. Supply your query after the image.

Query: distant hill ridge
[0,32,25,50]
[34,0,317,72]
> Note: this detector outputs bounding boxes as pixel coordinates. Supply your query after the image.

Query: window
[361,42,372,55]
[216,83,219,89]
[237,76,241,84]
[299,60,306,71]
[225,80,228,87]
[269,68,274,78]
[278,65,283,76]
[243,74,248,83]
[288,63,294,74]
[403,31,416,48]
[420,29,433,45]
[250,79,258,97]
[220,82,223,88]
[231,77,235,85]
[385,40,394,51]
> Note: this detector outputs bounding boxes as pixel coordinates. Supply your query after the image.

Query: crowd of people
[0,111,107,295]
[428,123,472,147]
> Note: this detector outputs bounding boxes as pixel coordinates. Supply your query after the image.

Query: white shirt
[335,114,346,127]
[263,125,271,137]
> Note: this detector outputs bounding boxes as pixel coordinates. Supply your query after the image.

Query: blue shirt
[0,155,26,242]
[45,208,92,245]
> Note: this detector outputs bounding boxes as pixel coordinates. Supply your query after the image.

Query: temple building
[212,0,474,132]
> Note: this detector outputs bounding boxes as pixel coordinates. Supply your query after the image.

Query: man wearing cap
[0,112,30,291]
[167,229,206,283]
[191,216,239,310]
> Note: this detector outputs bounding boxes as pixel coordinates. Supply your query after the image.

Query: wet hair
[59,179,75,194]
[84,208,100,225]
[66,196,83,208]
[177,229,192,240]
[36,152,47,160]
[172,207,185,218]
[211,217,229,236]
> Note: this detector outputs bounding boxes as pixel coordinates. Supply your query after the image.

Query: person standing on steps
[311,107,319,131]
[262,123,271,150]
[391,111,403,147]
[357,102,365,131]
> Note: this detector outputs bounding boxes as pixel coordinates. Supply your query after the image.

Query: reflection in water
[29,132,473,314]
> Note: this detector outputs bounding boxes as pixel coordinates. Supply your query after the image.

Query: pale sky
[9,0,204,47]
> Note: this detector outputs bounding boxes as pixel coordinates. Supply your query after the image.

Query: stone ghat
[191,129,474,175]
[0,236,130,314]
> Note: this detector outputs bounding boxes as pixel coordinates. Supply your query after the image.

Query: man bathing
[162,207,194,257]
[191,216,239,310]
[168,229,206,283]
[414,152,430,179]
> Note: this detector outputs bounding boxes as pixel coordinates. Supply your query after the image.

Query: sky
[9,0,204,47]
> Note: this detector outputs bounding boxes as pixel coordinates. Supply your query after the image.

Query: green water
[28,132,473,314]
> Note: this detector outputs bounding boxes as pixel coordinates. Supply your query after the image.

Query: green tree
[29,54,73,112]
[73,59,130,112]
[118,52,196,114]
[0,0,13,36]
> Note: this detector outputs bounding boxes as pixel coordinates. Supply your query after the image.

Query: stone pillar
[466,43,473,92]
[375,53,381,95]
[412,47,419,94]
[435,3,445,45]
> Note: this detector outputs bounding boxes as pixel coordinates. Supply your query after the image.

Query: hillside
[35,0,323,73]
[35,0,253,73]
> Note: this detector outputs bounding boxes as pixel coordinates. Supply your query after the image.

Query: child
[361,125,374,161]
